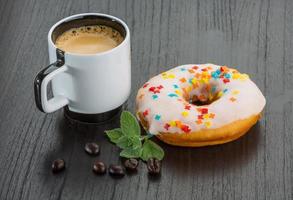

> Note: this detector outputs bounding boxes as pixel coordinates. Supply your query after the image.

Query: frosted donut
[136,64,266,147]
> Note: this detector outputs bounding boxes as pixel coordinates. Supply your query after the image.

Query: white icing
[136,64,266,135]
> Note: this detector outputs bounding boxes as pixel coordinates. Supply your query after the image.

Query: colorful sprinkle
[217,91,223,98]
[164,123,170,130]
[220,66,228,72]
[181,124,191,133]
[203,114,209,119]
[161,72,176,79]
[184,86,193,93]
[230,97,237,102]
[169,121,176,127]
[149,87,156,92]
[211,72,218,79]
[175,121,182,127]
[201,78,209,84]
[173,84,179,89]
[204,121,211,128]
[149,85,163,94]
[201,108,208,114]
[154,114,161,120]
[180,78,186,83]
[191,78,198,85]
[232,73,240,79]
[224,73,231,78]
[152,94,158,100]
[223,78,230,84]
[184,105,191,110]
[209,113,215,119]
[216,69,221,74]
[188,69,195,73]
[232,90,240,95]
[168,74,175,79]
[168,93,178,97]
[174,90,182,96]
[192,65,199,70]
[196,120,202,124]
[157,85,164,89]
[181,111,189,117]
[143,110,149,117]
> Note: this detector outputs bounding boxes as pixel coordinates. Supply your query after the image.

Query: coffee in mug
[55,25,124,54]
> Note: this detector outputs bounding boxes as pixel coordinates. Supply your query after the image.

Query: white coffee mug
[34,13,131,121]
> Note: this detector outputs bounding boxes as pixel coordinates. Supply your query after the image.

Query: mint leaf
[141,139,165,161]
[120,111,141,137]
[105,128,123,143]
[120,147,142,158]
[116,136,132,149]
[130,136,142,149]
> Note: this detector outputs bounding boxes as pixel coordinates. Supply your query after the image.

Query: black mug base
[63,105,123,125]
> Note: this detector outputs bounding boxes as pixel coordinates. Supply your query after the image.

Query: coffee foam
[55,25,124,54]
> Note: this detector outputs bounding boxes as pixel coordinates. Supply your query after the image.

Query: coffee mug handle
[34,61,69,113]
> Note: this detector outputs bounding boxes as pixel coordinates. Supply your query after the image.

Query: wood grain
[0,0,292,199]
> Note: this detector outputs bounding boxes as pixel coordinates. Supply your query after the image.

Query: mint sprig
[141,139,164,161]
[105,111,164,161]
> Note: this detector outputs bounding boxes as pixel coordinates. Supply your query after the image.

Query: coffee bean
[147,158,161,175]
[84,142,100,155]
[52,159,65,173]
[93,161,106,175]
[124,158,139,171]
[108,164,125,177]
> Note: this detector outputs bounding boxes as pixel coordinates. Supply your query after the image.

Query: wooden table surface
[0,0,292,199]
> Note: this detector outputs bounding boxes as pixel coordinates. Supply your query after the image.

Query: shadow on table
[158,123,262,178]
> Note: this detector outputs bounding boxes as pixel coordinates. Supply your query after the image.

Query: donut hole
[184,83,223,106]
[188,93,221,106]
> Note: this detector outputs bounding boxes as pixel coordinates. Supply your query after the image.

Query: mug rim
[48,13,130,57]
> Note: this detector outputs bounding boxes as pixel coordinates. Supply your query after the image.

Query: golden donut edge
[137,112,262,147]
